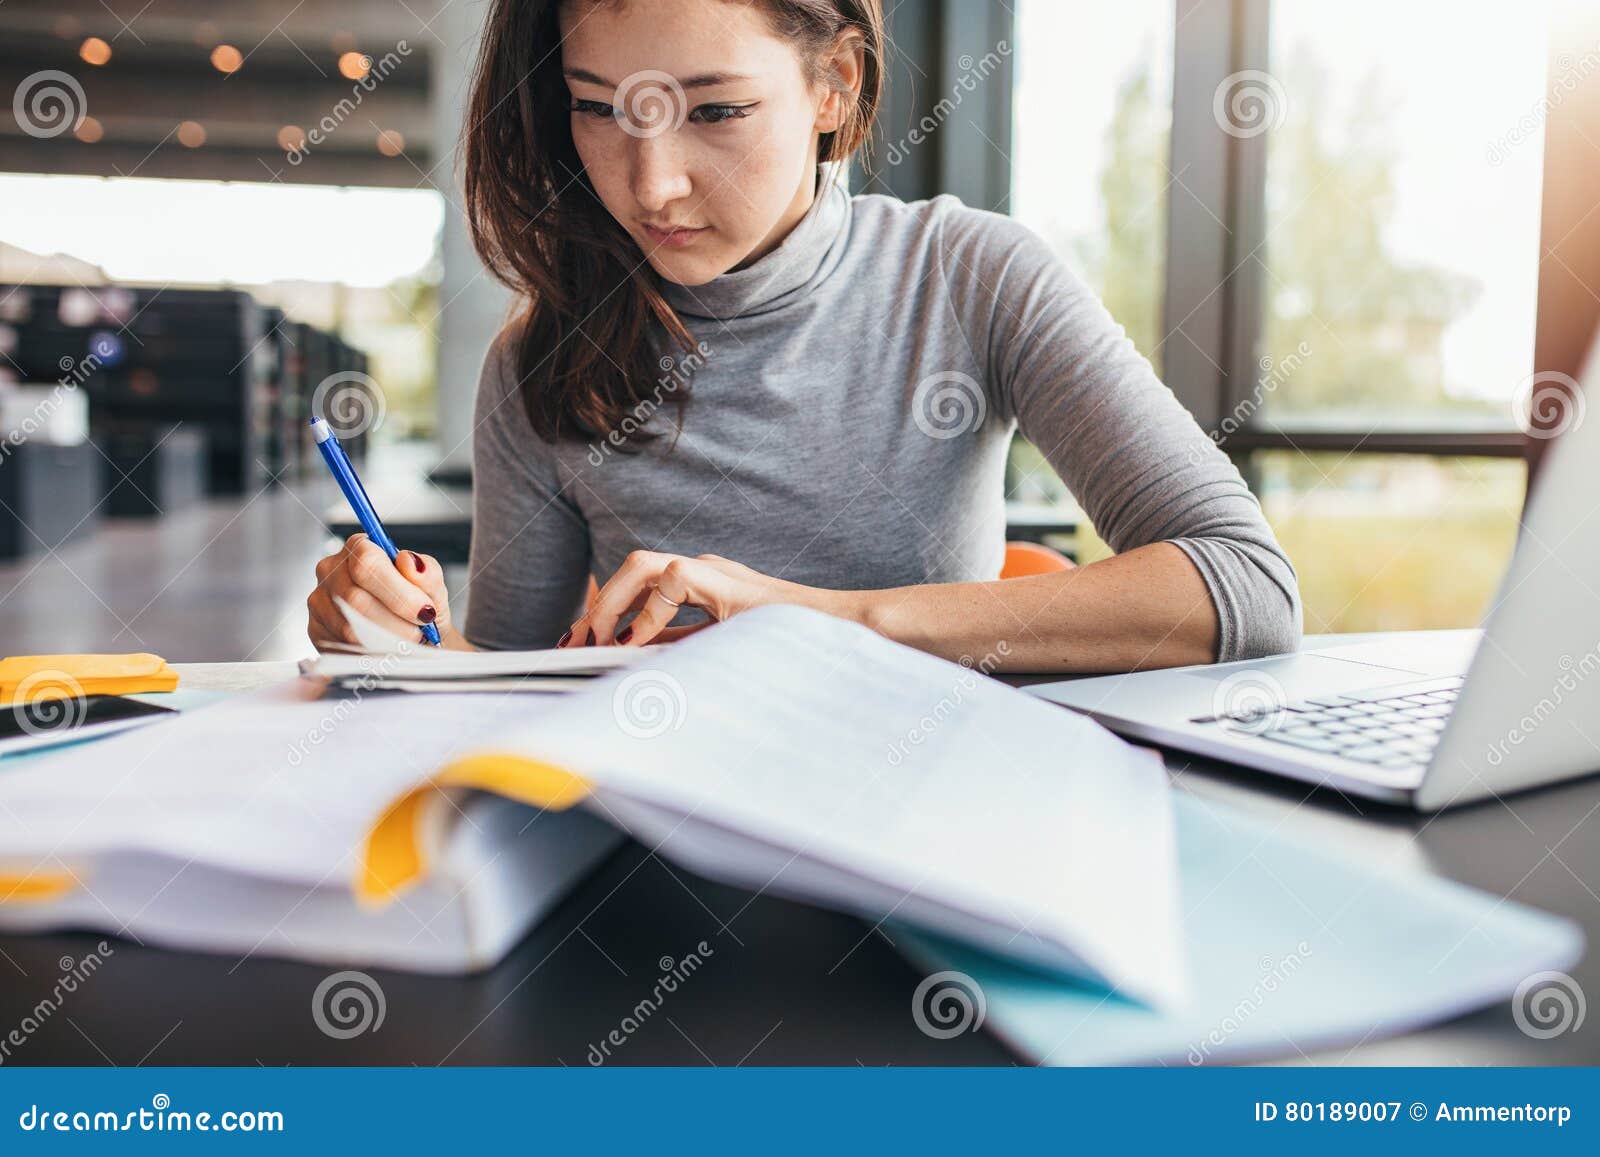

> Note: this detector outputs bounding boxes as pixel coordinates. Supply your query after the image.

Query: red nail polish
[418,605,438,624]
[557,629,572,647]
[617,626,633,645]
[412,553,426,573]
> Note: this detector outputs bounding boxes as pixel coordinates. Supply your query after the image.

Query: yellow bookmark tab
[358,754,592,905]
[0,872,75,904]
[0,653,178,703]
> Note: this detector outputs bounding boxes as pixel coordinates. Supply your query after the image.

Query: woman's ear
[814,28,866,134]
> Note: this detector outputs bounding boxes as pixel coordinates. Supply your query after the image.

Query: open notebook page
[299,597,642,681]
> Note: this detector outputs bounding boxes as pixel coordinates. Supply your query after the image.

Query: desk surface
[1,645,1594,1066]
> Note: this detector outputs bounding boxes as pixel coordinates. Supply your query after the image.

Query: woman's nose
[629,135,693,213]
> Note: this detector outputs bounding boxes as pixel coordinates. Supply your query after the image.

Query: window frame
[863,0,1568,475]
[1162,0,1538,474]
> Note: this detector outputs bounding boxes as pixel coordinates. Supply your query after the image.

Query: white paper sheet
[0,677,563,888]
[298,596,641,682]
[462,605,1190,1008]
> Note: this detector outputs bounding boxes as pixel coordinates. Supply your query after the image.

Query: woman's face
[558,0,846,286]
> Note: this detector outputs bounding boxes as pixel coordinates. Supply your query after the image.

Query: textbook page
[0,677,570,889]
[463,605,1189,1009]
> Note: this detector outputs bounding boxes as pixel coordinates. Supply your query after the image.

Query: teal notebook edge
[1,688,231,766]
[895,791,1584,1066]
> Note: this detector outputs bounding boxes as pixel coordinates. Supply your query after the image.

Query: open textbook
[0,606,1188,1006]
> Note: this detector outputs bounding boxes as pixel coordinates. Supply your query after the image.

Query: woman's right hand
[307,534,470,651]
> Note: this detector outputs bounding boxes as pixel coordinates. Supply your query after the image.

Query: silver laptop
[1028,341,1599,811]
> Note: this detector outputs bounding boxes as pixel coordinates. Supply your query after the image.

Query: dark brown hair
[463,0,885,448]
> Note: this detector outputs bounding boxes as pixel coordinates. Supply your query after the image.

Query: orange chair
[1000,540,1075,578]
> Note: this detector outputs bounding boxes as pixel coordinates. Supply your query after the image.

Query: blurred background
[0,0,1596,659]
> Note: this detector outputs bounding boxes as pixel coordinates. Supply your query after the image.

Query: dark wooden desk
[2,657,1594,1066]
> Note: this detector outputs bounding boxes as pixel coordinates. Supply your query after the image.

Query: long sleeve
[463,330,593,650]
[936,202,1302,661]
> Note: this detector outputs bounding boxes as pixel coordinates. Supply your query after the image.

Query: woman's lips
[643,223,708,249]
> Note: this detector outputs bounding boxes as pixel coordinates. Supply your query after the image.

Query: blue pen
[310,416,442,646]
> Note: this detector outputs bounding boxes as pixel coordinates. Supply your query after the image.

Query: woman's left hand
[560,551,846,648]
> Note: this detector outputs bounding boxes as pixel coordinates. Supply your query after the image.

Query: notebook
[896,790,1584,1064]
[297,597,642,693]
[0,605,1185,1000]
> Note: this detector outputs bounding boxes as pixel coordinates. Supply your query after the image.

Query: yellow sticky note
[0,654,178,703]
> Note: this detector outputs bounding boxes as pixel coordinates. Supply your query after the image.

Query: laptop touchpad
[1178,653,1399,701]
[1309,630,1479,678]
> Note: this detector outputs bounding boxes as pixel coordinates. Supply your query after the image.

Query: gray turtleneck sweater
[464,177,1301,662]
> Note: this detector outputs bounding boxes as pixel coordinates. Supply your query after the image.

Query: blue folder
[898,791,1584,1065]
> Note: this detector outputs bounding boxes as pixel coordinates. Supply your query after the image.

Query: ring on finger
[649,585,682,608]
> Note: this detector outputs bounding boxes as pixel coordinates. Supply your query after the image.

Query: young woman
[306,0,1301,673]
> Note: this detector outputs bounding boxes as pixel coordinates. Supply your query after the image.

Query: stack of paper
[0,606,1186,1001]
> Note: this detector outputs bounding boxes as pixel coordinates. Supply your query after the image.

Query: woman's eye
[689,104,753,125]
[570,98,614,119]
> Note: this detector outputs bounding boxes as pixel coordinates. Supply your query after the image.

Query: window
[1258,453,1525,631]
[1007,0,1173,535]
[1243,1,1546,631]
[1256,2,1547,430]
[1003,1,1548,625]
[0,174,444,434]
[1011,0,1173,369]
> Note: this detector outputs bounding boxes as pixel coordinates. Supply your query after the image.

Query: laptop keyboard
[1190,677,1463,772]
